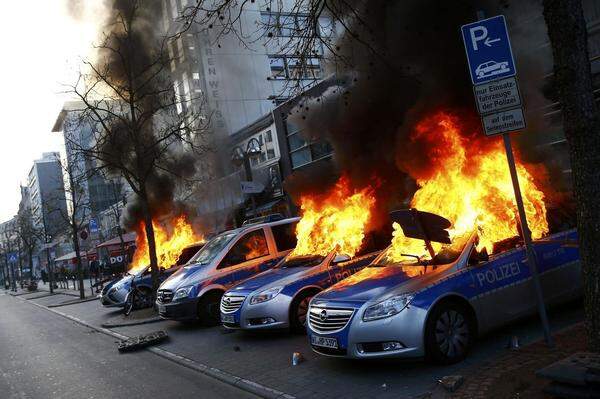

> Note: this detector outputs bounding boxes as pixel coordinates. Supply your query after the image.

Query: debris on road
[233,345,241,352]
[507,335,521,350]
[438,375,465,392]
[118,331,168,353]
[292,351,303,365]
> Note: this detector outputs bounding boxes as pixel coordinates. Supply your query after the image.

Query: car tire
[197,291,223,327]
[425,300,474,364]
[290,291,318,334]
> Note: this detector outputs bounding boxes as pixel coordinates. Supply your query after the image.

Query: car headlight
[362,293,414,322]
[173,286,194,301]
[250,286,283,305]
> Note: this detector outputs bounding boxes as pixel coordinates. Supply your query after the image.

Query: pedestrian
[41,269,47,284]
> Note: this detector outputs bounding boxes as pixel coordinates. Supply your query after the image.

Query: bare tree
[66,1,210,293]
[15,212,39,283]
[543,0,600,351]
[53,153,92,300]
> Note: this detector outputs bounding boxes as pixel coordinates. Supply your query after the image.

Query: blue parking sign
[461,15,516,84]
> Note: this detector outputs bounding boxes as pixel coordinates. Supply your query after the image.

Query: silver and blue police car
[220,250,378,332]
[307,219,580,364]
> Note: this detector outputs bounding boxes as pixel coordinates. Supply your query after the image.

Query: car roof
[218,217,300,237]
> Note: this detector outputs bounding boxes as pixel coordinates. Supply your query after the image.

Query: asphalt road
[0,293,256,399]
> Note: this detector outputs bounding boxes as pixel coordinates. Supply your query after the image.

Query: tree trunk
[46,246,54,295]
[71,225,86,300]
[140,193,160,296]
[543,0,600,351]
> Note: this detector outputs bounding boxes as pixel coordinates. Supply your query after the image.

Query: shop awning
[96,232,137,248]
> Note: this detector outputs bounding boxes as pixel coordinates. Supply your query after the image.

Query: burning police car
[220,250,378,332]
[101,241,204,309]
[307,209,580,364]
[156,217,299,324]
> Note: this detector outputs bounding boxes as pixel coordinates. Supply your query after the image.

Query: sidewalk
[449,323,587,398]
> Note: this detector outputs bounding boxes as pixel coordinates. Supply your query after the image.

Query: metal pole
[502,133,554,346]
[243,156,257,217]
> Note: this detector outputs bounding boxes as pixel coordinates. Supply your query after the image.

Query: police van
[156,217,299,324]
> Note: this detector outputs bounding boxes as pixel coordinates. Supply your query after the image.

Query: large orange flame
[290,176,376,258]
[388,112,549,262]
[129,216,204,274]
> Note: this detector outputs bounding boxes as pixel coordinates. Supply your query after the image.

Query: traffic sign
[481,107,526,136]
[461,15,516,84]
[89,218,99,233]
[473,76,521,115]
[240,181,264,194]
[7,252,17,263]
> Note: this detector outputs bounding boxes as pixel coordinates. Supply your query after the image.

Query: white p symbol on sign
[470,25,488,50]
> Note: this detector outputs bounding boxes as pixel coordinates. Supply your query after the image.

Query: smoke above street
[71,0,202,232]
[286,0,559,229]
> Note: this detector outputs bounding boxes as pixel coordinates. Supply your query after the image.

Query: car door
[218,228,273,286]
[534,232,581,305]
[468,245,535,331]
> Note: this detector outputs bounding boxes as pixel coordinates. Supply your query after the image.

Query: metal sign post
[461,14,554,346]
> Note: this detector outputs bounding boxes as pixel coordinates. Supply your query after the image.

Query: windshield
[186,232,237,266]
[277,254,325,269]
[372,240,464,268]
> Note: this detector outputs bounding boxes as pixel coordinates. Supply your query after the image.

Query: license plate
[157,304,166,313]
[311,335,338,349]
[221,314,235,323]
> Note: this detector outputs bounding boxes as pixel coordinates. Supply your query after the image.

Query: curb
[15,296,295,399]
[21,293,60,300]
[101,316,163,328]
[48,296,101,308]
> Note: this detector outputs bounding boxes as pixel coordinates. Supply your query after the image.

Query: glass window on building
[286,119,301,134]
[265,130,273,143]
[296,16,308,32]
[287,57,304,79]
[267,149,276,159]
[305,57,322,79]
[261,13,278,36]
[311,141,333,161]
[318,16,335,38]
[279,14,296,36]
[269,57,287,79]
[291,147,312,168]
[287,131,307,151]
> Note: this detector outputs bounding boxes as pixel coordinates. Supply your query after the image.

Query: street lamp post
[232,138,263,219]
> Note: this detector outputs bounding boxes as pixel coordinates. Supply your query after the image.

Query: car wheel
[197,291,223,327]
[425,301,474,364]
[290,291,317,334]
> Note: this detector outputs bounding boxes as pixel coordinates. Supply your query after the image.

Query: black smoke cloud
[286,0,559,225]
[78,0,200,230]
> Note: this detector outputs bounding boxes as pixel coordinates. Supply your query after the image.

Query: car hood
[228,267,316,294]
[314,264,454,305]
[158,263,211,291]
[112,274,134,291]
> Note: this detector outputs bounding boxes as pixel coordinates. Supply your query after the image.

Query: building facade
[27,152,68,238]
[52,102,131,245]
